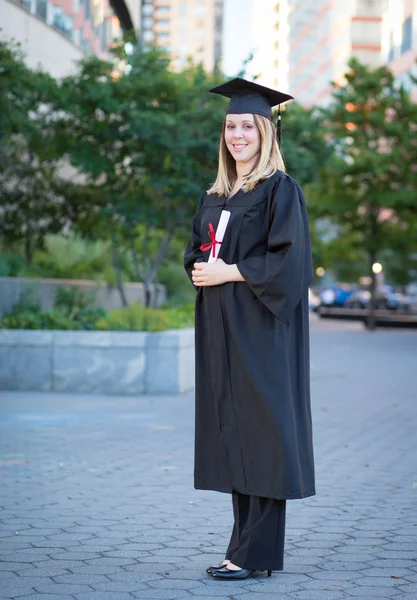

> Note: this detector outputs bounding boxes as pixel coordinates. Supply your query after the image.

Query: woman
[183,78,315,581]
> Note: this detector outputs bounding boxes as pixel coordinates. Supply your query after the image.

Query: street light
[372,262,383,274]
[316,267,325,277]
[125,42,134,56]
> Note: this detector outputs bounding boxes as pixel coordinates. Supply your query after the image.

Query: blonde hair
[207,113,286,196]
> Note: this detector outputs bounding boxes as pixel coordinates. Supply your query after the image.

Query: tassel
[277,105,282,145]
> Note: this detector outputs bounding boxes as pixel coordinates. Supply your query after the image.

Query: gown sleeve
[184,191,206,289]
[236,175,313,323]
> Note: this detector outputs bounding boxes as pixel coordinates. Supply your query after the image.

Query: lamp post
[366,262,383,331]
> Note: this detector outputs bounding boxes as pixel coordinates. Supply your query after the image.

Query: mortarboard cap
[209,77,293,121]
[209,78,293,144]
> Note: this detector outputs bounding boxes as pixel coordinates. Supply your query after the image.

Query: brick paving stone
[1,327,417,600]
[358,568,415,577]
[64,565,124,575]
[308,571,358,581]
[52,573,108,585]
[75,593,142,600]
[130,590,192,599]
[288,591,348,600]
[0,579,50,599]
[13,595,75,600]
[16,566,72,578]
[344,586,403,597]
[89,580,151,592]
[33,582,93,594]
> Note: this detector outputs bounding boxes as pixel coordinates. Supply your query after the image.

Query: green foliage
[53,46,226,302]
[0,288,106,330]
[29,234,114,281]
[157,262,196,306]
[0,39,70,260]
[0,285,193,331]
[280,102,334,188]
[0,252,27,277]
[1,308,73,330]
[95,301,194,332]
[313,58,417,285]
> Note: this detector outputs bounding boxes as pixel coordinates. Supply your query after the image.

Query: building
[1,0,139,77]
[385,0,417,100]
[222,0,290,91]
[288,0,390,106]
[140,0,223,73]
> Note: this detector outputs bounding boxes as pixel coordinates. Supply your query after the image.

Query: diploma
[199,210,231,263]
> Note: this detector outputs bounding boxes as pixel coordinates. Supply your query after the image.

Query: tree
[280,102,334,188]
[0,38,71,262]
[55,45,225,306]
[314,57,417,326]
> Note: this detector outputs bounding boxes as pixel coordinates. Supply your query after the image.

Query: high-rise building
[385,0,417,100]
[222,0,290,91]
[1,0,139,76]
[140,0,223,73]
[288,0,389,106]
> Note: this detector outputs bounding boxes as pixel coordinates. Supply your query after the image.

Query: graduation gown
[183,170,315,500]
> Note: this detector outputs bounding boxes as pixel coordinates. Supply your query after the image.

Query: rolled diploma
[208,210,231,263]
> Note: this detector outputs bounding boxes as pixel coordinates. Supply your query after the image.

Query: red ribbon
[200,222,221,259]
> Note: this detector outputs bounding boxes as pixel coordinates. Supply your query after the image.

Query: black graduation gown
[184,170,315,500]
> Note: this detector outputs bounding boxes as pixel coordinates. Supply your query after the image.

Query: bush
[0,289,106,330]
[25,234,115,281]
[0,252,27,277]
[95,301,194,332]
[0,293,194,332]
[157,261,195,306]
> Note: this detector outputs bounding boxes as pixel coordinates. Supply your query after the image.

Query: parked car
[344,288,371,309]
[344,284,409,311]
[309,288,321,311]
[319,284,354,307]
[374,285,407,311]
[403,283,417,315]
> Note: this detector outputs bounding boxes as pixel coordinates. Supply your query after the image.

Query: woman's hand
[192,259,244,286]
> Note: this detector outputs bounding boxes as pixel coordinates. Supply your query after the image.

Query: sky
[222,0,257,77]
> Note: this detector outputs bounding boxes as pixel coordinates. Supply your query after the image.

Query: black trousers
[225,491,286,571]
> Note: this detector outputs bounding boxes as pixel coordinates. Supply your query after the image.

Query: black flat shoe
[211,567,272,580]
[206,562,229,575]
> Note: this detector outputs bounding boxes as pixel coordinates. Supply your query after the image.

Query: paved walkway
[1,323,416,600]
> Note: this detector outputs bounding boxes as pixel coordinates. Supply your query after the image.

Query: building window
[142,4,154,15]
[156,6,170,14]
[51,6,73,39]
[80,39,92,54]
[156,18,170,25]
[18,0,32,11]
[157,31,169,40]
[142,17,154,28]
[401,17,412,54]
[34,0,47,20]
[388,31,394,62]
[143,30,155,42]
[80,0,91,19]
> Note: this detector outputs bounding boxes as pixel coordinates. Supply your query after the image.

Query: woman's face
[224,114,261,169]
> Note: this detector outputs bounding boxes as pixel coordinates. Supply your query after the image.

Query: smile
[233,144,247,149]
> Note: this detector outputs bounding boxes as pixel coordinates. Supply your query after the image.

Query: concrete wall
[0,328,195,394]
[1,0,85,77]
[0,277,167,318]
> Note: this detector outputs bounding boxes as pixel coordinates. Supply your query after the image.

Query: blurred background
[0,0,416,332]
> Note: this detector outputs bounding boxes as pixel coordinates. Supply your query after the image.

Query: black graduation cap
[209,77,293,144]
